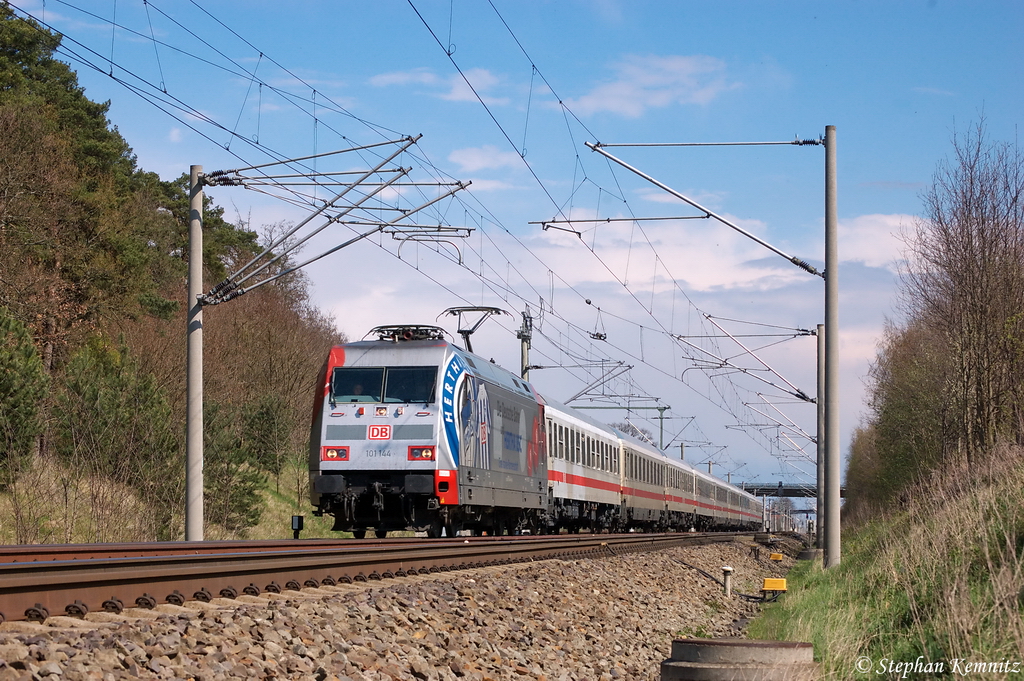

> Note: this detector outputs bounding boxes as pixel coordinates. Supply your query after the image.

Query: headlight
[407,446,435,461]
[321,446,350,461]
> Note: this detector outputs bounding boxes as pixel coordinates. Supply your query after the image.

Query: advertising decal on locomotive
[441,352,466,466]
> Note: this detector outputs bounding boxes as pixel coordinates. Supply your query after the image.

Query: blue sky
[9,0,1023,488]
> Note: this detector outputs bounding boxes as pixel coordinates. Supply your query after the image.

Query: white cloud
[564,55,739,118]
[637,187,728,210]
[169,127,182,143]
[440,68,508,105]
[369,68,440,87]
[448,145,522,173]
[370,67,509,106]
[838,214,910,271]
[528,214,804,293]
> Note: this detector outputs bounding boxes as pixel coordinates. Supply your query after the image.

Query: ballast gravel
[0,540,795,681]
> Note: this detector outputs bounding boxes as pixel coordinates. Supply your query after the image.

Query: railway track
[0,532,744,624]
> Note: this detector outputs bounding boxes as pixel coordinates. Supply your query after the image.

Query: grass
[749,446,1024,678]
[0,456,352,543]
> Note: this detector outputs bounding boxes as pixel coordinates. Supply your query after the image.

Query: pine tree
[0,308,48,484]
[54,337,182,539]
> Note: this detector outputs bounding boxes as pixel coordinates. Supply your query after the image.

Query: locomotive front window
[332,367,384,402]
[383,366,437,404]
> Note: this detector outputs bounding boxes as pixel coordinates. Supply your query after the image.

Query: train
[309,325,764,537]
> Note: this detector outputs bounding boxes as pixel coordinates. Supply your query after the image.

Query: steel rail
[0,533,742,623]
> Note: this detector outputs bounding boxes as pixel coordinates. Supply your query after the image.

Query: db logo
[368,425,392,440]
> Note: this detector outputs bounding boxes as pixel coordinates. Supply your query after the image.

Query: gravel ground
[0,538,798,681]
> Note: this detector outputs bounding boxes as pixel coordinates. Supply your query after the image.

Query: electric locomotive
[309,325,547,538]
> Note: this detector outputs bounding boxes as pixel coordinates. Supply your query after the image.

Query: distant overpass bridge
[737,482,845,498]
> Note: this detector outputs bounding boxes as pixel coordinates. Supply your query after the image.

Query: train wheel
[352,529,366,539]
[374,530,387,539]
[427,519,443,538]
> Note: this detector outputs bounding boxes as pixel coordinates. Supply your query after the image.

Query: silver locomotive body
[309,326,547,537]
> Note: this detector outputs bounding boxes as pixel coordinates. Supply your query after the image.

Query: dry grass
[0,456,344,543]
[750,445,1024,678]
[0,456,171,544]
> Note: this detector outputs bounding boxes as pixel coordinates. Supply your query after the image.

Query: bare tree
[847,122,1024,517]
[902,120,1024,464]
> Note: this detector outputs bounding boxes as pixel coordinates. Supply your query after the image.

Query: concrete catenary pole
[824,126,841,567]
[186,166,204,542]
[816,323,825,549]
